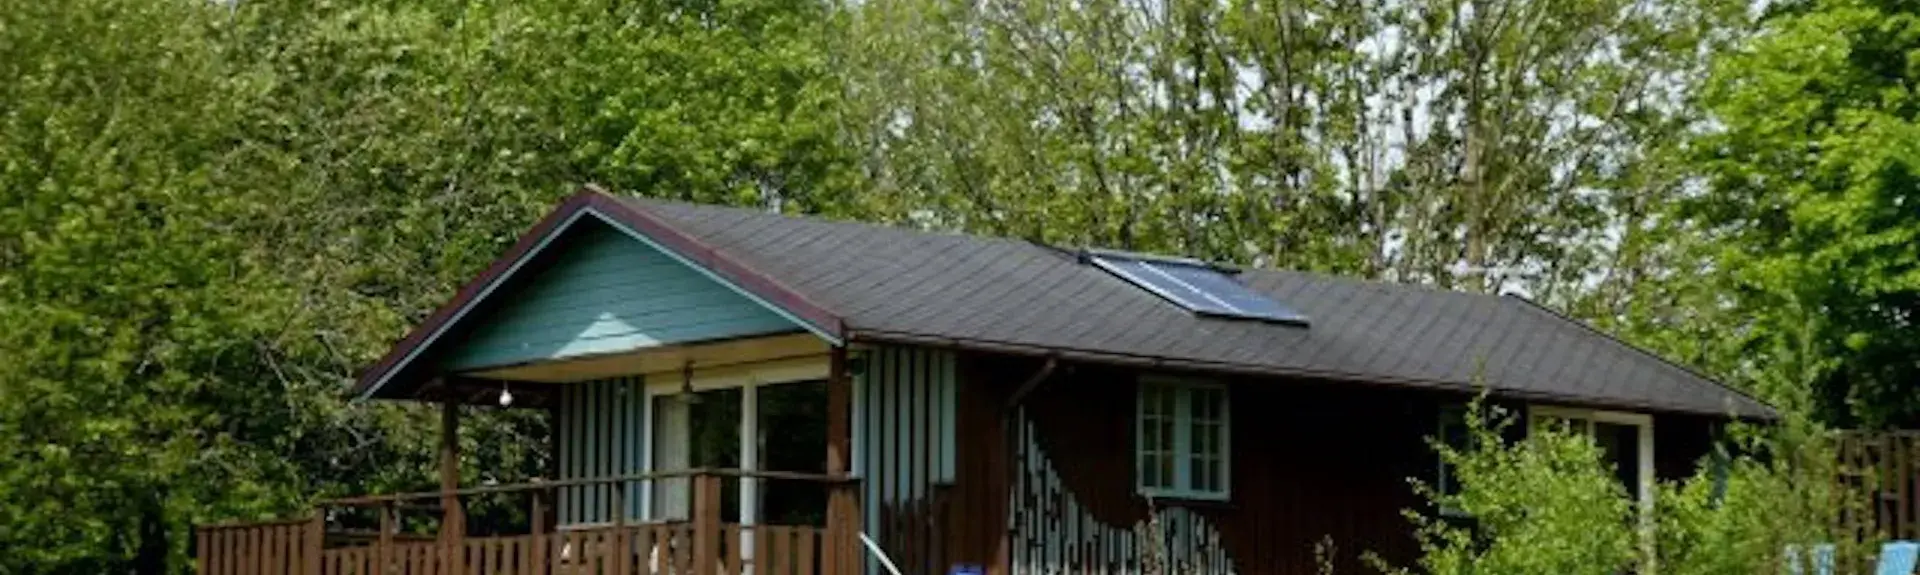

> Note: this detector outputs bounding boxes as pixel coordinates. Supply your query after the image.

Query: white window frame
[1527,405,1656,513]
[1135,377,1231,501]
[639,355,830,521]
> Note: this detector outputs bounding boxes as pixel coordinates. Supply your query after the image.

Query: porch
[196,469,862,575]
[196,315,869,575]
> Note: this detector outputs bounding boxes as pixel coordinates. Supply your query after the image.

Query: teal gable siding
[444,221,800,370]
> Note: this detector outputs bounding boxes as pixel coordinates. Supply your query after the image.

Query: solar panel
[1087,251,1310,325]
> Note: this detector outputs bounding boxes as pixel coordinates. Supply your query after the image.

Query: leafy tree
[0,0,855,571]
[1692,0,1920,427]
[0,0,310,570]
[836,0,1749,304]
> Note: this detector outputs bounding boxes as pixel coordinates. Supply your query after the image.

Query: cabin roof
[355,187,1775,420]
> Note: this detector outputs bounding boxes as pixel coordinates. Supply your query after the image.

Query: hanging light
[682,360,702,404]
[498,382,514,407]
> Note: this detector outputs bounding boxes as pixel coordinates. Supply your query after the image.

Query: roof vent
[1081,249,1309,326]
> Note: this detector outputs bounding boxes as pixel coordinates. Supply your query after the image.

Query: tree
[835,0,1749,304]
[0,0,856,571]
[0,0,315,570]
[1692,0,1920,427]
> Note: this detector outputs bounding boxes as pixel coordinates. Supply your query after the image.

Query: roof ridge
[1500,294,1776,418]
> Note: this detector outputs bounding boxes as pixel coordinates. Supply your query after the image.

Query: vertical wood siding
[443,222,798,370]
[1008,408,1235,575]
[855,347,958,575]
[556,376,646,525]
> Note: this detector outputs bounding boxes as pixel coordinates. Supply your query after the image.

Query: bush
[1374,402,1638,575]
[1656,419,1858,575]
[1372,401,1858,575]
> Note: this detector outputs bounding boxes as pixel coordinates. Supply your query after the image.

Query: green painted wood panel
[855,345,957,574]
[556,376,646,525]
[443,221,799,370]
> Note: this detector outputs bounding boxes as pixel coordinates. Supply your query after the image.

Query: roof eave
[845,328,1778,421]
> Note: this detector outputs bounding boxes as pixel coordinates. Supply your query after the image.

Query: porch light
[681,360,702,403]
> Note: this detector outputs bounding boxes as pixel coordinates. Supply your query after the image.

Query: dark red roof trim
[351,185,844,398]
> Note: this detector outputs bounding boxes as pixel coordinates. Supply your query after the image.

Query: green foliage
[1655,421,1856,575]
[1690,0,1920,427]
[1376,400,1864,575]
[1376,402,1639,575]
[0,0,1909,570]
[0,0,852,571]
[837,0,1750,302]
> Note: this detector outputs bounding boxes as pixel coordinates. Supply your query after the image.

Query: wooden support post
[306,513,325,575]
[824,347,860,575]
[440,401,464,575]
[377,502,394,575]
[827,347,851,476]
[693,474,722,575]
[195,528,210,575]
[825,483,859,575]
[532,489,548,575]
[614,481,629,575]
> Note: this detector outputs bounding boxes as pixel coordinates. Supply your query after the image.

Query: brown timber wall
[950,353,1722,575]
[1011,363,1432,574]
[851,348,1729,575]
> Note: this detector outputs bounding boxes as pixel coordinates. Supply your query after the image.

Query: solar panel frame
[1086,252,1311,326]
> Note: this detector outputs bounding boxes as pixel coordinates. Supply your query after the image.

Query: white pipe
[859,532,906,575]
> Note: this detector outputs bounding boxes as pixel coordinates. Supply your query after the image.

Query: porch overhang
[468,332,831,384]
[352,186,844,401]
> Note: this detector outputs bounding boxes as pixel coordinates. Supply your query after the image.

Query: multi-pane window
[1137,379,1230,500]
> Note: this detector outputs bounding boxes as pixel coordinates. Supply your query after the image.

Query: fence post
[825,481,860,575]
[694,473,722,575]
[376,502,393,575]
[439,402,463,575]
[306,512,324,575]
[196,527,211,575]
[533,488,548,575]
[615,481,630,575]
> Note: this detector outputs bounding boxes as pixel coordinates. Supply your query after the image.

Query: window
[1137,379,1230,500]
[1528,406,1655,510]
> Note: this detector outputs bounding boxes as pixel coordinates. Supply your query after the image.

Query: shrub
[1373,401,1639,575]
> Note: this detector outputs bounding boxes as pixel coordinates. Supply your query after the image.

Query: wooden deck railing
[196,469,860,575]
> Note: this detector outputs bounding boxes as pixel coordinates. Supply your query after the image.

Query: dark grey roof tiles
[620,196,1774,419]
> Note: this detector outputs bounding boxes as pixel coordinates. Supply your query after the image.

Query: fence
[196,469,859,575]
[1839,431,1920,543]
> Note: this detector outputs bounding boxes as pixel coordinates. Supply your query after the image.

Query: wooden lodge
[196,187,1774,574]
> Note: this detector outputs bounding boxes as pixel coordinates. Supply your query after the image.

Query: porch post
[440,400,464,575]
[740,380,760,571]
[827,346,851,475]
[825,346,860,575]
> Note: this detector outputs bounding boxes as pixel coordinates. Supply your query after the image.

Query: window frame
[1527,405,1656,512]
[1135,377,1232,501]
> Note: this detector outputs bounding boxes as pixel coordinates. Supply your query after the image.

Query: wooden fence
[1839,431,1920,543]
[196,470,858,575]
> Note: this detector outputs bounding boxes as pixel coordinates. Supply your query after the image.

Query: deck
[197,470,862,575]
